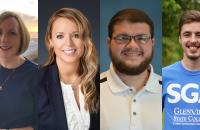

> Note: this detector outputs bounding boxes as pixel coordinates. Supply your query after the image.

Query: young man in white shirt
[100,8,162,130]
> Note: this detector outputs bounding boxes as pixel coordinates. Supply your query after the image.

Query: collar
[106,63,161,95]
[144,65,161,93]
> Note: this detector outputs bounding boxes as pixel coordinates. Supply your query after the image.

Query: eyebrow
[182,31,191,34]
[182,31,200,34]
[71,31,80,34]
[55,32,64,35]
[55,31,80,34]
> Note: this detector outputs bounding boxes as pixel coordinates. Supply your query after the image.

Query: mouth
[123,51,143,56]
[186,44,200,52]
[122,50,143,57]
[62,48,76,55]
[0,45,11,51]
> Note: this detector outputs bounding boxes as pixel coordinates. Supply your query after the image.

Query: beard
[109,47,153,75]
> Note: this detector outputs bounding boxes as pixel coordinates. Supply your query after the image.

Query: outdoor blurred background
[162,0,200,67]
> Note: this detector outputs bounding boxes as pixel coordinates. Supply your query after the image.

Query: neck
[115,66,150,92]
[56,58,80,84]
[182,56,200,71]
[0,56,25,69]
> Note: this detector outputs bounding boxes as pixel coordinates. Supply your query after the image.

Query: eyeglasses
[113,34,151,45]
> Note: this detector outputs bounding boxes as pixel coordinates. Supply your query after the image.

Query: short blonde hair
[0,11,30,55]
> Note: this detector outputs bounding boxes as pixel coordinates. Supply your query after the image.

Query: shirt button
[133,99,136,102]
[133,112,137,115]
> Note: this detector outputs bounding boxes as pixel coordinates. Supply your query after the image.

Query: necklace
[0,67,16,91]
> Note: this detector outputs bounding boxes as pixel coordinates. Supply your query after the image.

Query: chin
[0,54,12,58]
[186,54,200,60]
[63,58,80,64]
[124,63,141,69]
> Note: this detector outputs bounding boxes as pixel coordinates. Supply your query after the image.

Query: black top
[0,60,38,129]
[37,63,99,130]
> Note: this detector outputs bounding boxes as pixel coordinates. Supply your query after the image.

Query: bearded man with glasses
[100,8,162,130]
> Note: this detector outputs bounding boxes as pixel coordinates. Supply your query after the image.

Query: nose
[191,34,198,43]
[64,35,73,46]
[126,37,139,48]
[0,33,8,43]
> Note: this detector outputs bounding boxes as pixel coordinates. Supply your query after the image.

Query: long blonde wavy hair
[43,8,99,113]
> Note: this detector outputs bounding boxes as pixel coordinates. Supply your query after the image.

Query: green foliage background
[162,0,200,67]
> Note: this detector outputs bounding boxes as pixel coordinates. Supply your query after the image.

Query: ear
[49,38,54,48]
[179,35,181,44]
[107,37,111,48]
[151,38,155,46]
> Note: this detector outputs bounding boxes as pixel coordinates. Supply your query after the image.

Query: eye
[56,34,64,39]
[72,33,80,39]
[9,31,17,36]
[195,32,200,38]
[183,32,191,37]
[135,35,150,44]
[114,34,130,42]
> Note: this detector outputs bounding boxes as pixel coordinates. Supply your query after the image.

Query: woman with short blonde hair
[0,11,37,130]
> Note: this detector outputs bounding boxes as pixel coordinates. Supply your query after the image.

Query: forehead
[52,17,78,32]
[113,21,151,35]
[181,22,200,33]
[0,17,19,30]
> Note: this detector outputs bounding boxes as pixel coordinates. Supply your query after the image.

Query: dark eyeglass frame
[112,34,152,45]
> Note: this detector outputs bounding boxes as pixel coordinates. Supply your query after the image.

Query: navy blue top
[37,63,100,130]
[0,60,38,129]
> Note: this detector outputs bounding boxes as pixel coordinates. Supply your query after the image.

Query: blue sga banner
[163,61,200,130]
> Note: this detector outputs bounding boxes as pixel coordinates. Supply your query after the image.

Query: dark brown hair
[108,8,154,38]
[179,10,200,35]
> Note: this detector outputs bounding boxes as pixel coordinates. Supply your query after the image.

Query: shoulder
[38,63,55,83]
[22,59,38,71]
[17,60,38,80]
[152,72,162,85]
[162,61,180,72]
[100,71,107,84]
[162,61,181,79]
[100,70,110,94]
[39,63,57,75]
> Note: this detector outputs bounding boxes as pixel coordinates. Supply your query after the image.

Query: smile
[122,51,143,57]
[62,49,76,54]
[186,44,200,51]
[0,45,11,51]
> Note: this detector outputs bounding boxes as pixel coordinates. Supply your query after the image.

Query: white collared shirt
[100,63,162,130]
[61,82,90,130]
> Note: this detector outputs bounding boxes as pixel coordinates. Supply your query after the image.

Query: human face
[179,22,200,61]
[108,21,154,75]
[50,17,84,65]
[0,17,21,59]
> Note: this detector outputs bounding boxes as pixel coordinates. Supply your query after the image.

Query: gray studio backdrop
[38,0,100,65]
[100,0,162,75]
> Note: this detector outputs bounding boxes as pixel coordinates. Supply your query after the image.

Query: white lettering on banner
[173,107,200,125]
[167,83,200,103]
[174,107,200,115]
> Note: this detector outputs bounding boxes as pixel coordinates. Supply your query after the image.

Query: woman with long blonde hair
[38,8,99,130]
